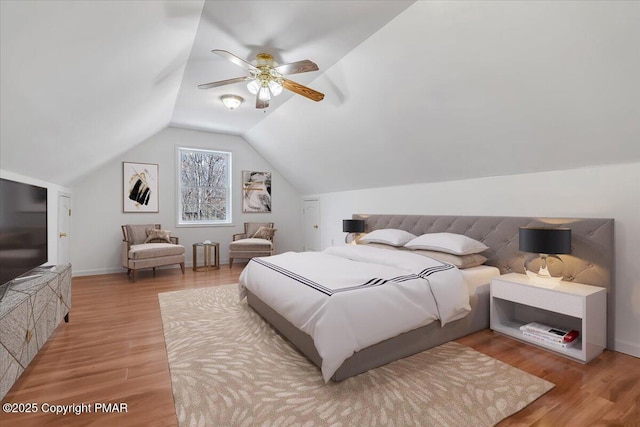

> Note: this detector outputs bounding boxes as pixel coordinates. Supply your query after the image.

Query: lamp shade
[519,227,571,254]
[343,219,365,233]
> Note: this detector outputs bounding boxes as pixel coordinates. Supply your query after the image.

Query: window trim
[176,146,232,227]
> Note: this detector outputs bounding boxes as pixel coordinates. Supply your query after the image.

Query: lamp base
[344,233,361,245]
[524,253,565,288]
[524,270,562,288]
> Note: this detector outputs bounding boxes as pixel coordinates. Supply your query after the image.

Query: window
[177,147,232,225]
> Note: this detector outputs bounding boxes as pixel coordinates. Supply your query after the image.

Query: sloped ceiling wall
[0,0,204,185]
[245,1,640,195]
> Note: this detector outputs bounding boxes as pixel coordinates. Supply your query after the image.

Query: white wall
[306,162,640,358]
[0,169,72,266]
[71,127,302,275]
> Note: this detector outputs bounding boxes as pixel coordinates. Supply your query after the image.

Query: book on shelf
[521,327,567,343]
[519,322,579,343]
[522,331,578,348]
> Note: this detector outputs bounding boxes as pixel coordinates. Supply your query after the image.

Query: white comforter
[238,245,470,382]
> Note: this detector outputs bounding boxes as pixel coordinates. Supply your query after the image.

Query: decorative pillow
[252,226,277,240]
[246,223,272,237]
[404,233,489,255]
[409,249,488,269]
[144,228,172,244]
[359,229,417,247]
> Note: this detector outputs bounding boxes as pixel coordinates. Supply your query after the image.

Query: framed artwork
[242,171,271,213]
[123,162,159,212]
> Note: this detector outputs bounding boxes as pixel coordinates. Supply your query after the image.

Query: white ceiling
[1,1,638,194]
[171,0,414,134]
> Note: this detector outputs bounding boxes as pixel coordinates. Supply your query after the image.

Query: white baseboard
[73,267,125,277]
[614,339,640,359]
[72,259,235,277]
[73,264,186,277]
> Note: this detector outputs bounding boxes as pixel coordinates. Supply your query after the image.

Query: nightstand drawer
[492,279,583,317]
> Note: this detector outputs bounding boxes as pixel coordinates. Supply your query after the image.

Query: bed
[240,214,614,382]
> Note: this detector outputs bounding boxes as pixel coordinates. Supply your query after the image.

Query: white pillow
[404,232,489,255]
[409,250,488,269]
[359,229,417,247]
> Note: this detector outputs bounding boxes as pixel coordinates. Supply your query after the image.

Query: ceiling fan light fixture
[220,94,243,110]
[268,80,283,96]
[258,86,271,101]
[247,79,260,95]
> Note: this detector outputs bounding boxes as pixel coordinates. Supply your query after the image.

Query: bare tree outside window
[177,147,232,225]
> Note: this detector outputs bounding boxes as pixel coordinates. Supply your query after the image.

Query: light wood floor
[2,266,638,426]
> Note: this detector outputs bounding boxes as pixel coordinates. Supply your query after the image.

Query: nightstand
[490,273,606,363]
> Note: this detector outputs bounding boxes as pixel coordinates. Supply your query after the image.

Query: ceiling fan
[198,50,325,109]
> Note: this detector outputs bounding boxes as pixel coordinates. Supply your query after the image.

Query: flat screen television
[0,177,48,286]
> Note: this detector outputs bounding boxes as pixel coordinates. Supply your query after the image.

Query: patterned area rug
[159,284,553,427]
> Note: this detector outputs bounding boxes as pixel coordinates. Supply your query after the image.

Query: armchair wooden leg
[127,268,132,276]
[132,269,138,282]
[152,267,156,277]
[229,258,233,268]
[180,263,185,275]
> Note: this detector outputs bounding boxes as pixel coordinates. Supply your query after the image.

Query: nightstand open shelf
[491,302,585,359]
[490,273,606,363]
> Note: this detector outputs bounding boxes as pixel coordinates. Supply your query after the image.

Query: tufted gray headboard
[354,214,615,347]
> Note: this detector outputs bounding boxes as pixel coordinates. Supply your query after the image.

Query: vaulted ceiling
[1,1,638,194]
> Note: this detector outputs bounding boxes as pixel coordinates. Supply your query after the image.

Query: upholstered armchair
[229,222,276,268]
[121,224,185,281]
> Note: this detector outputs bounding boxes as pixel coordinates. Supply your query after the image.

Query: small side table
[192,242,220,271]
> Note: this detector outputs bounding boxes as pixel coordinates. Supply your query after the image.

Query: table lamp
[519,227,571,286]
[342,219,365,244]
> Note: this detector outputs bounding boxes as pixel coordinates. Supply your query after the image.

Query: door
[302,199,320,251]
[57,193,71,264]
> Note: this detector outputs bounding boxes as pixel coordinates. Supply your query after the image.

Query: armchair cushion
[229,238,273,252]
[129,243,185,260]
[144,228,172,243]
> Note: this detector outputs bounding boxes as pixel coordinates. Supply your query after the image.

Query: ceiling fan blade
[275,60,319,75]
[282,78,325,102]
[256,93,269,109]
[212,49,258,71]
[197,76,250,90]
